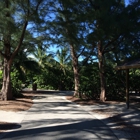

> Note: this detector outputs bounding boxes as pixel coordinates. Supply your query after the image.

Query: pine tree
[0,0,43,100]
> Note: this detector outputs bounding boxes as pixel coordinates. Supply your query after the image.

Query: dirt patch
[0,93,37,112]
[0,92,39,133]
[66,95,140,108]
[66,96,123,105]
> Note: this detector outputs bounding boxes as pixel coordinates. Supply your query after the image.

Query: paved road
[1,92,117,140]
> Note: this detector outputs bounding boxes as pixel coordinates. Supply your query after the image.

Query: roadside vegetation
[0,0,139,102]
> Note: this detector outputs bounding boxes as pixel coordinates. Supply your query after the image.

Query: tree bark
[0,0,42,100]
[1,58,12,100]
[70,45,81,98]
[98,41,106,102]
[0,22,27,100]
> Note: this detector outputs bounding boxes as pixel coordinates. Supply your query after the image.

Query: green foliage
[0,0,139,102]
[79,61,126,101]
[129,69,140,91]
[11,69,23,98]
[79,62,100,99]
[105,66,125,101]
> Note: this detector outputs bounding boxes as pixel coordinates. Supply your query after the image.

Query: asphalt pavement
[0,91,117,140]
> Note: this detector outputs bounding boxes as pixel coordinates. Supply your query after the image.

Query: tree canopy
[0,0,139,101]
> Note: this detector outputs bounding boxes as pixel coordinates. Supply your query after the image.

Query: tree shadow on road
[99,109,140,140]
[1,119,117,140]
[0,122,21,132]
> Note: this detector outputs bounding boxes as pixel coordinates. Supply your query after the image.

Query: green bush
[11,69,23,98]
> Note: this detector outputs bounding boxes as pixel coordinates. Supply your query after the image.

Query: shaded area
[67,95,140,109]
[115,58,140,109]
[0,92,117,140]
[0,93,33,112]
[1,120,116,140]
[22,89,73,95]
[0,122,21,132]
[1,91,140,139]
[115,58,140,70]
[67,95,140,139]
[67,96,125,107]
[100,110,140,140]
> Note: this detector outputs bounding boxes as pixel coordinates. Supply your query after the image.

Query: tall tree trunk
[0,0,13,100]
[1,58,12,100]
[98,41,106,102]
[70,45,81,98]
[0,0,41,100]
[64,12,81,98]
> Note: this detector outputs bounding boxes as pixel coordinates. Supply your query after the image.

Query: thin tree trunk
[98,41,106,102]
[70,45,81,98]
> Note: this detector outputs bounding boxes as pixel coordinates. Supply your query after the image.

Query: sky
[125,0,129,6]
[29,0,130,60]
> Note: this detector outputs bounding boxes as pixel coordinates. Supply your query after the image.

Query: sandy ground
[0,92,40,132]
[0,93,33,112]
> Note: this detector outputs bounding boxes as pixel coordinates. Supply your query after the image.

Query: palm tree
[56,47,71,75]
[55,47,73,90]
[31,43,54,68]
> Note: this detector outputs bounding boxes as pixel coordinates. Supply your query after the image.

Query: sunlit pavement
[0,91,117,140]
[70,95,140,140]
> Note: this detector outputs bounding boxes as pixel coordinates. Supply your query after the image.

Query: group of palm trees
[11,44,73,91]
